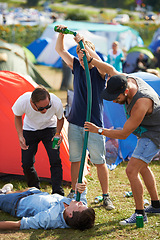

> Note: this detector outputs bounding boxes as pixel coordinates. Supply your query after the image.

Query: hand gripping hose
[54,26,92,201]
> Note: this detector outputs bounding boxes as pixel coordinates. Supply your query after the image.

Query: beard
[117,95,127,104]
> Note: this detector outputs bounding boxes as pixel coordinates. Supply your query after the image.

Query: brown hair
[76,40,95,54]
[65,207,95,231]
[31,87,50,103]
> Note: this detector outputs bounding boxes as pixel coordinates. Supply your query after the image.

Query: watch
[98,128,104,135]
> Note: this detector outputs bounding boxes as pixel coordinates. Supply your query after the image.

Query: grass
[0,160,160,239]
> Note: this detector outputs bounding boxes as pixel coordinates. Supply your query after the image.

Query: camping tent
[28,29,108,67]
[104,72,160,170]
[149,27,160,53]
[0,71,71,182]
[27,20,143,68]
[123,46,154,74]
[0,39,50,88]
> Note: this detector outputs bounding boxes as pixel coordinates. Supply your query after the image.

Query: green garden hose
[54,26,92,201]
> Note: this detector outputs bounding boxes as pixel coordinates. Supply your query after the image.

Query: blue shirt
[18,190,87,230]
[107,49,124,72]
[67,58,106,127]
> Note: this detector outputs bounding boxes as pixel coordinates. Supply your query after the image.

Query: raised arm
[55,25,74,70]
[0,220,21,230]
[74,33,101,61]
[74,33,106,77]
[83,49,121,77]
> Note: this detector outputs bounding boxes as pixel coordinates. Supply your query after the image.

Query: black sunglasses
[34,102,52,111]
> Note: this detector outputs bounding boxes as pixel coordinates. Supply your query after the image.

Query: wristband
[55,133,59,135]
[88,57,93,64]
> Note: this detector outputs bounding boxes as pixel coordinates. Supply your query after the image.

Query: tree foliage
[143,0,160,10]
[27,0,39,7]
[69,0,135,8]
[65,9,89,20]
[67,0,159,10]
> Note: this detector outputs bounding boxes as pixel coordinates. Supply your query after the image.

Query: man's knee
[94,163,106,168]
[50,157,62,168]
[22,162,34,170]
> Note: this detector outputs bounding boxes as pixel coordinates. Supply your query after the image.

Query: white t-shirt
[12,92,64,131]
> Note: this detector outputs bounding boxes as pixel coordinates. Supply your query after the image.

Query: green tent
[128,46,154,59]
[123,46,155,73]
[23,46,37,64]
[0,39,50,88]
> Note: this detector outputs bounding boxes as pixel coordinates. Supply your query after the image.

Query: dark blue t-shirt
[67,57,106,127]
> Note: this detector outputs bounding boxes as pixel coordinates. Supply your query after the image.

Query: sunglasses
[34,102,52,111]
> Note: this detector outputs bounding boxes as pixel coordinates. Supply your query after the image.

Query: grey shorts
[68,123,106,164]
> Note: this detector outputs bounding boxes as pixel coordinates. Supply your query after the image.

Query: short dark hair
[65,207,95,231]
[31,87,50,103]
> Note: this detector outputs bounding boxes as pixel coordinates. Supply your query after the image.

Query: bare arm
[84,98,152,139]
[53,116,64,144]
[74,33,106,77]
[74,33,101,61]
[55,26,74,70]
[14,115,29,150]
[83,49,121,77]
[0,220,21,230]
[56,116,64,135]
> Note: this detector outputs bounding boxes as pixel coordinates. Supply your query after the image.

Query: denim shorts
[132,137,159,164]
[68,123,106,164]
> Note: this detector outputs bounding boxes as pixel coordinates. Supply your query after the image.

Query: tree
[143,0,160,10]
[27,0,39,7]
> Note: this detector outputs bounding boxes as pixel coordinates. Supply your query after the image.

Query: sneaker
[52,186,65,196]
[0,183,13,194]
[103,195,115,210]
[67,189,75,199]
[119,213,148,225]
[145,205,160,215]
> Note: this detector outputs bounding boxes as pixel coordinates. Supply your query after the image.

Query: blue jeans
[0,188,41,217]
[22,128,63,194]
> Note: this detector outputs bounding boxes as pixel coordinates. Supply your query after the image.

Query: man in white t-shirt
[12,87,65,196]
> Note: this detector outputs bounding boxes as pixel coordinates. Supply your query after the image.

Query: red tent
[0,71,71,182]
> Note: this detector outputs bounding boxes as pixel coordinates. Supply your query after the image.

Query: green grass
[0,160,160,239]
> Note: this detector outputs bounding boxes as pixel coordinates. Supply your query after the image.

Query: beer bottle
[54,26,76,35]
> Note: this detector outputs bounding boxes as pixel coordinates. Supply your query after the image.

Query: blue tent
[104,72,160,170]
[27,20,143,67]
[148,27,160,53]
[149,39,160,53]
[27,38,49,58]
[48,20,143,52]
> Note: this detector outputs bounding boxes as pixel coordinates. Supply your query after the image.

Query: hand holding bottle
[54,25,76,35]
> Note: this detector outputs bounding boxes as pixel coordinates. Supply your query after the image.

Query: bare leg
[71,162,80,191]
[95,163,109,194]
[126,157,146,209]
[140,165,159,201]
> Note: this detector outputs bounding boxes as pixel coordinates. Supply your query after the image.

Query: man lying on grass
[0,182,95,231]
